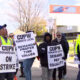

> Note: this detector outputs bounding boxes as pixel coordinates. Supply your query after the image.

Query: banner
[50,5,80,14]
[0,46,16,73]
[14,32,38,60]
[47,44,64,69]
[74,54,80,64]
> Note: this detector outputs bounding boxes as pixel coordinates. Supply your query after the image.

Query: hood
[44,32,52,43]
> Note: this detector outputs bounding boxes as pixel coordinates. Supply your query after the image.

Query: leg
[23,58,35,80]
[77,65,80,80]
[48,69,53,80]
[63,62,67,76]
[52,69,56,80]
[42,67,48,80]
[0,73,5,80]
[58,67,63,80]
[19,62,24,77]
[15,69,18,75]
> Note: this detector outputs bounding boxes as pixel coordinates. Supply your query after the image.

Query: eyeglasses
[9,35,14,37]
[57,35,61,37]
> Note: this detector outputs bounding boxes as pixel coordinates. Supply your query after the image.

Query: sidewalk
[16,59,78,80]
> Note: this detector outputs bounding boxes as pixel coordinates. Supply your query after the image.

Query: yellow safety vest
[0,36,12,45]
[75,35,80,54]
[8,37,13,45]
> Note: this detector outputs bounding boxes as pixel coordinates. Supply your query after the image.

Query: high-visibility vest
[75,35,80,54]
[0,36,12,45]
[8,37,14,45]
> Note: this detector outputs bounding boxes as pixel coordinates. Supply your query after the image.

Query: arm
[63,41,69,60]
[77,44,80,61]
[65,41,69,59]
[38,44,45,58]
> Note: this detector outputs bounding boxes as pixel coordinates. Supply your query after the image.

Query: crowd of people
[0,24,80,80]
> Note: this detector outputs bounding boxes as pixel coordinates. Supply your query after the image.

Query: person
[23,31,36,80]
[0,24,15,80]
[9,33,19,80]
[9,33,25,78]
[52,31,69,80]
[75,35,80,80]
[61,34,69,79]
[38,32,53,80]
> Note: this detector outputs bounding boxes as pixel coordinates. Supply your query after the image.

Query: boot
[53,78,56,80]
[19,67,25,77]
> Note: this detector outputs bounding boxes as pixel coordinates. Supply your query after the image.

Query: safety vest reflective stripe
[0,36,12,45]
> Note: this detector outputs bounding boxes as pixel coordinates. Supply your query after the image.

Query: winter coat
[38,33,52,67]
[52,36,69,60]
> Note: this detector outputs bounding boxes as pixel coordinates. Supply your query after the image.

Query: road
[16,59,78,80]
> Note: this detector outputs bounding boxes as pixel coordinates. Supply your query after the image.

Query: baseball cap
[0,24,7,30]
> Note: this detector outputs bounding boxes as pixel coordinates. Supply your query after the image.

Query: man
[0,24,15,80]
[23,31,36,80]
[9,33,24,77]
[38,32,52,80]
[75,35,80,80]
[9,33,16,47]
[9,33,19,80]
[52,31,69,80]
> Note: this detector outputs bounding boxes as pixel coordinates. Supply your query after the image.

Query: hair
[9,33,14,37]
[56,31,62,36]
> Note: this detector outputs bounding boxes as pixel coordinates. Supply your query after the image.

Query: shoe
[19,75,25,77]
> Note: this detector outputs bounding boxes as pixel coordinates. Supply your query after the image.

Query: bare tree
[9,0,48,33]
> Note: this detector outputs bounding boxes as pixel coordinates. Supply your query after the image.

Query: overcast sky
[0,0,80,33]
[49,0,80,5]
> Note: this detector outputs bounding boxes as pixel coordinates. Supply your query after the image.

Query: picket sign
[14,32,38,61]
[47,44,64,69]
[0,46,16,73]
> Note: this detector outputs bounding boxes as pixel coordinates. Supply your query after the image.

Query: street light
[47,18,57,39]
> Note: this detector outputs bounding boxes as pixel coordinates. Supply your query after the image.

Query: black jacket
[52,37,69,60]
[38,33,52,67]
[77,45,80,61]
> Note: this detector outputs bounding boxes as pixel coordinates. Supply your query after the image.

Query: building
[49,5,80,39]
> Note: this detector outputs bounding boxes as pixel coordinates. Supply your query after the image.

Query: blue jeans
[77,65,80,80]
[23,58,35,80]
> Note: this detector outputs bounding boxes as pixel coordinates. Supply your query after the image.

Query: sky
[0,0,80,33]
[49,0,80,5]
[48,0,80,26]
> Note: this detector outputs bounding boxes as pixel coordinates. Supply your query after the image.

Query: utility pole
[52,19,57,39]
[47,18,57,39]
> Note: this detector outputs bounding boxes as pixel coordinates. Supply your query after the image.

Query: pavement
[16,59,78,80]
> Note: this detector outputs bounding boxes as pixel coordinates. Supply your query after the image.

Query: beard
[57,38,61,42]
